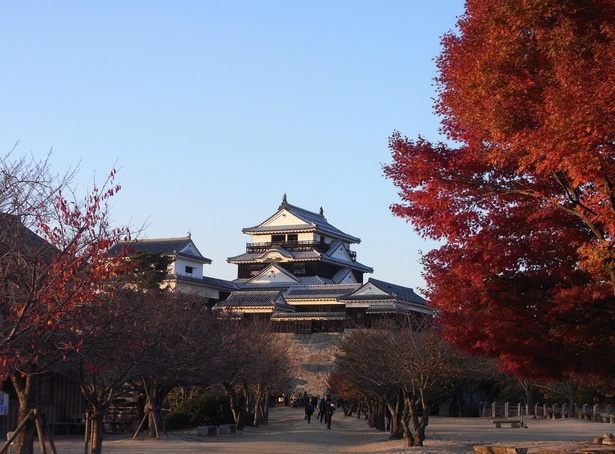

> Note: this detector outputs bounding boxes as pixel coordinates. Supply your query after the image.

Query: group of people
[304,394,335,429]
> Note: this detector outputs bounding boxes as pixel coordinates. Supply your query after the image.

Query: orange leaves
[385,0,615,381]
[436,0,615,179]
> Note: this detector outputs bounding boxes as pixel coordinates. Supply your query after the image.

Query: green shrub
[170,392,233,427]
[163,411,192,431]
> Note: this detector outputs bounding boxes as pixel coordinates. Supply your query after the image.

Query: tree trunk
[142,379,166,438]
[252,387,262,427]
[147,405,164,438]
[366,399,374,427]
[519,380,535,415]
[261,391,270,424]
[405,392,430,447]
[373,399,385,431]
[385,389,404,440]
[400,400,415,447]
[242,383,252,427]
[223,383,245,430]
[88,404,106,454]
[564,384,576,418]
[362,397,369,420]
[410,410,429,446]
[10,372,36,454]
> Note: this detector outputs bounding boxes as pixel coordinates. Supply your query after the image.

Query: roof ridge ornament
[279,193,288,210]
[319,207,324,216]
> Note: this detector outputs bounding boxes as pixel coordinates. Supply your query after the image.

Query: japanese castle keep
[116,195,432,395]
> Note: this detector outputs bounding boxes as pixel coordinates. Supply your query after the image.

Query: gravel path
[26,407,615,453]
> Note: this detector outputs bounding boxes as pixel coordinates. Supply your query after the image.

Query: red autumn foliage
[383,0,615,382]
[1,160,132,454]
[1,171,131,365]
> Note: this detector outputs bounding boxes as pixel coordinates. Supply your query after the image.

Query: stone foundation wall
[275,332,345,397]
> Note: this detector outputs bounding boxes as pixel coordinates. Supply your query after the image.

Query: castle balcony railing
[246,240,356,260]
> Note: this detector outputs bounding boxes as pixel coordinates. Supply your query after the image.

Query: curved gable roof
[243,195,361,244]
[339,278,427,306]
[246,263,300,285]
[110,236,212,264]
[367,278,427,305]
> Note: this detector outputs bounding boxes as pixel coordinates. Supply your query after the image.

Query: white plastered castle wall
[172,257,204,278]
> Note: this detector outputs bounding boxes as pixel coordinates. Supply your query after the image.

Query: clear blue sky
[1,1,465,294]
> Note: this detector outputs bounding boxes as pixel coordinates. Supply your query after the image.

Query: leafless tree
[335,318,480,447]
[215,318,294,429]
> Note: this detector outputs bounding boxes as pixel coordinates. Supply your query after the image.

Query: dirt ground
[18,407,615,454]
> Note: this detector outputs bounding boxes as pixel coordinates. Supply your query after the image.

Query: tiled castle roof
[227,248,373,273]
[174,274,238,291]
[367,278,427,305]
[338,278,428,306]
[284,284,361,300]
[243,195,361,244]
[215,290,294,311]
[109,236,212,264]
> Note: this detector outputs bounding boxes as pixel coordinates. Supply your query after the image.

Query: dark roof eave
[171,274,238,291]
[243,225,361,244]
[175,251,213,264]
[227,255,373,273]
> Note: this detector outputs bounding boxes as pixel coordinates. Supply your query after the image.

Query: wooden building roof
[215,289,294,312]
[109,236,212,264]
[242,194,361,244]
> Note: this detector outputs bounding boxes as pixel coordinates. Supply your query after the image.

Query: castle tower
[228,194,373,284]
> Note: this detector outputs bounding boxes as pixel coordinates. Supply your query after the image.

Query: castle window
[272,235,285,243]
[185,266,194,274]
[287,234,297,242]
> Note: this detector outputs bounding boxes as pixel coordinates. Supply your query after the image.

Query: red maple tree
[383,0,615,382]
[1,160,131,454]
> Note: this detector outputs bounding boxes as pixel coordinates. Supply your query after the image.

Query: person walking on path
[325,396,335,429]
[317,397,325,423]
[305,399,315,423]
